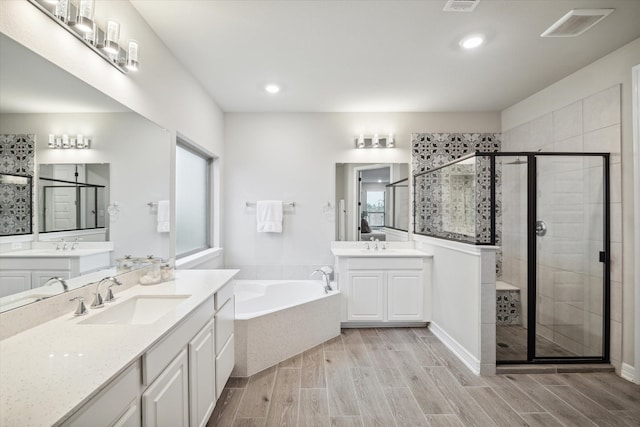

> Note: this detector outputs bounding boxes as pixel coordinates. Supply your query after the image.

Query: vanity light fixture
[29,0,140,74]
[48,134,91,149]
[126,40,139,71]
[387,133,395,148]
[459,34,484,49]
[102,20,120,55]
[354,134,396,149]
[73,0,95,34]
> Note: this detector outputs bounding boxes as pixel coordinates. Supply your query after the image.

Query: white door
[142,349,189,427]
[387,270,424,321]
[347,271,385,321]
[47,164,81,231]
[188,320,216,427]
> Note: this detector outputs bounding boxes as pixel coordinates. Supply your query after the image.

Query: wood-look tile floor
[207,328,640,427]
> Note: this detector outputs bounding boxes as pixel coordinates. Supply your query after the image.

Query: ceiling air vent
[541,9,614,37]
[443,0,479,13]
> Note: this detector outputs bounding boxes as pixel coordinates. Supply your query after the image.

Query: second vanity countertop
[0,269,238,427]
[331,248,434,257]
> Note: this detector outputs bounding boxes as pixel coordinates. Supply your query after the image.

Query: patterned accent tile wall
[0,134,35,235]
[412,133,502,259]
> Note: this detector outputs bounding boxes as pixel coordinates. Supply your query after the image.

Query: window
[366,191,385,227]
[176,141,212,257]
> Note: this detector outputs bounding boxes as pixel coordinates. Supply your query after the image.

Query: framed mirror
[335,163,410,242]
[0,33,170,311]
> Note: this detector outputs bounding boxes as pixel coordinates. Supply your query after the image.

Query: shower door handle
[535,220,547,236]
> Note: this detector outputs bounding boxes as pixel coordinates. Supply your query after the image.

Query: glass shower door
[534,154,608,360]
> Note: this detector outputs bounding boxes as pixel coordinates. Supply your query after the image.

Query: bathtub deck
[207,327,639,427]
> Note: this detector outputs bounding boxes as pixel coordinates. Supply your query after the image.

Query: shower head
[505,156,527,165]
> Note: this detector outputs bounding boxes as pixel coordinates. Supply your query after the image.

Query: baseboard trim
[621,363,636,383]
[341,322,427,328]
[429,322,481,375]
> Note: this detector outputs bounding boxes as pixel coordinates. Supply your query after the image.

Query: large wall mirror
[0,33,171,311]
[335,163,410,242]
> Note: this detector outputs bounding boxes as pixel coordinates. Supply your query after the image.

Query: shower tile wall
[0,134,35,235]
[412,133,502,273]
[501,85,621,368]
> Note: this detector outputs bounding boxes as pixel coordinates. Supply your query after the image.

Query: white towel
[157,200,170,233]
[256,200,283,233]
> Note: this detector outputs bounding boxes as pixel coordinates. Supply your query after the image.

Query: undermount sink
[79,295,191,325]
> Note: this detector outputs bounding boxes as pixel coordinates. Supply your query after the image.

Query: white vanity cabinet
[59,279,236,427]
[333,249,432,325]
[188,320,216,427]
[0,250,110,297]
[61,361,143,427]
[142,349,190,427]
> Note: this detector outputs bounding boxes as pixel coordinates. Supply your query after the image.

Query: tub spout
[312,267,333,293]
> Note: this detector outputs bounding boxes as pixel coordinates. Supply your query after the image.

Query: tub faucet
[311,267,333,294]
[44,276,68,292]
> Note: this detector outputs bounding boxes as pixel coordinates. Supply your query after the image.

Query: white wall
[413,236,497,375]
[0,0,225,257]
[502,37,640,373]
[1,112,170,261]
[223,112,500,278]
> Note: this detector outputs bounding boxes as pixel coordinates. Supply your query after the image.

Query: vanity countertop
[0,269,238,427]
[0,248,112,258]
[331,248,434,257]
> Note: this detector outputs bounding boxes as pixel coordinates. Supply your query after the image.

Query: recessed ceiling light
[265,84,280,94]
[459,35,484,49]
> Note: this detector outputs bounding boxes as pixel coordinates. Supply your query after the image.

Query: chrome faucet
[91,277,120,308]
[70,237,81,250]
[103,277,123,302]
[311,266,333,294]
[43,276,68,292]
[373,238,379,250]
[69,296,88,316]
[55,238,66,250]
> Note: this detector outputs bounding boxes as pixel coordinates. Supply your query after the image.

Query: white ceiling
[131,0,640,113]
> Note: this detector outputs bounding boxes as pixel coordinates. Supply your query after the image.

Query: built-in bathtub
[232,280,341,377]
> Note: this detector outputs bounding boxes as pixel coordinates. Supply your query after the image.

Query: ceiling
[131,0,640,113]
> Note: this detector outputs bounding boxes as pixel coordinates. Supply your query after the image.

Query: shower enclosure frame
[413,151,611,365]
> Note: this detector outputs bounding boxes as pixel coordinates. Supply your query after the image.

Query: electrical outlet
[11,242,23,250]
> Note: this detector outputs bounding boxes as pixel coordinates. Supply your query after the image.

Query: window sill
[175,247,223,269]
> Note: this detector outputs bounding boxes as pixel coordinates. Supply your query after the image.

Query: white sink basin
[79,295,190,325]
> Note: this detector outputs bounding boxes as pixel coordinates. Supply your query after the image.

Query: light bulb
[74,0,95,33]
[126,40,139,71]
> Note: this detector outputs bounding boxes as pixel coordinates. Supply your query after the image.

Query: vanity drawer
[215,296,234,354]
[62,360,141,427]
[215,281,234,310]
[143,296,214,386]
[348,257,423,270]
[215,334,235,398]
